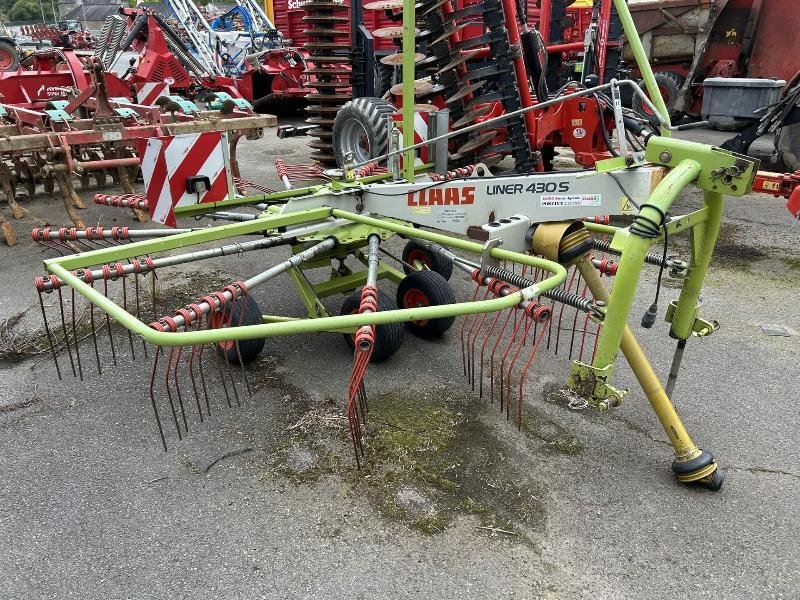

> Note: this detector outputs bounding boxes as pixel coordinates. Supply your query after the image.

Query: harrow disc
[303,0,353,165]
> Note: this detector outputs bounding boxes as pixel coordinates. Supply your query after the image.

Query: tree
[7,0,55,23]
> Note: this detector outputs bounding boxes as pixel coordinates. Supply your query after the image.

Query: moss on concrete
[270,389,548,539]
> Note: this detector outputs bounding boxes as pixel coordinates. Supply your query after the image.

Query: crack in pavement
[726,465,800,480]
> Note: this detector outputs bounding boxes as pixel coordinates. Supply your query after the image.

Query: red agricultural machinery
[95,4,312,110]
[0,55,273,246]
[298,0,635,168]
[19,20,96,51]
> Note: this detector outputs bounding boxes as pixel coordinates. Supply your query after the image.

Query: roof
[62,5,122,22]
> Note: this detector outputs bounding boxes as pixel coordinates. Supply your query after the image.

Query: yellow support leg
[576,258,723,489]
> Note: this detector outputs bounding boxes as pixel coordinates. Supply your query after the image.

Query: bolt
[659,151,672,163]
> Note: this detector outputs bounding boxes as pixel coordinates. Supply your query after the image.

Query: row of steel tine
[459,259,604,428]
[35,259,253,451]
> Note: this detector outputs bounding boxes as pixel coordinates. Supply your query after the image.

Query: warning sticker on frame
[540,194,602,208]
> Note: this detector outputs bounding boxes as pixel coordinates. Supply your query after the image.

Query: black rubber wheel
[396,270,456,338]
[776,121,800,171]
[374,61,396,98]
[401,239,454,280]
[332,97,397,167]
[0,39,20,71]
[340,289,404,362]
[632,71,685,122]
[210,294,265,364]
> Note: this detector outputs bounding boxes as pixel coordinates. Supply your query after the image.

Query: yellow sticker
[412,206,432,215]
[761,181,780,191]
[571,119,583,126]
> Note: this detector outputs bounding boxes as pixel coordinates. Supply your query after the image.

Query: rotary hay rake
[33,131,757,490]
[32,0,760,490]
[0,59,273,247]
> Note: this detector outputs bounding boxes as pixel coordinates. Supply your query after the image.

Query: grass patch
[269,389,547,540]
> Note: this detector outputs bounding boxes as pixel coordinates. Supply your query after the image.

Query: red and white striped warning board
[140,132,233,227]
[392,111,430,164]
[135,82,170,106]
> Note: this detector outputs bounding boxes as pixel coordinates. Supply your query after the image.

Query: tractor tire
[776,121,800,172]
[374,61,396,98]
[632,71,685,122]
[0,40,19,71]
[340,289,404,362]
[332,97,397,167]
[401,239,454,280]
[210,294,266,364]
[396,270,456,339]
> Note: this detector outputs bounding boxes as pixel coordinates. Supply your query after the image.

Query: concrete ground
[0,121,798,600]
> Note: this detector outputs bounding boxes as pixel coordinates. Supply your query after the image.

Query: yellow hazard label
[620,196,634,213]
[412,206,432,215]
[571,119,583,126]
[761,180,780,191]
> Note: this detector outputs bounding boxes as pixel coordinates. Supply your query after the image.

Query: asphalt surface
[0,122,798,600]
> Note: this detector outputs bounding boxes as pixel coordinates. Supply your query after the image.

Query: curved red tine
[148,346,168,451]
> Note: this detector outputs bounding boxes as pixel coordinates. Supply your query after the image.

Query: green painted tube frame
[613,0,672,134]
[592,159,701,369]
[43,209,567,347]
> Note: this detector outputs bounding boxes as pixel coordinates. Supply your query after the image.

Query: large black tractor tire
[0,39,20,71]
[374,61,397,98]
[340,289,404,362]
[632,71,685,122]
[211,294,266,364]
[776,121,800,171]
[332,97,397,167]
[400,239,454,280]
[396,270,456,339]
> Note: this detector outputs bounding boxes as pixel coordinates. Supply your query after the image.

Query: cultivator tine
[514,313,551,427]
[120,272,136,359]
[162,347,184,439]
[55,287,77,378]
[86,280,103,375]
[186,336,205,424]
[476,308,505,399]
[0,162,26,220]
[35,277,62,380]
[56,173,86,229]
[233,291,253,399]
[148,346,168,451]
[346,235,381,467]
[211,326,234,409]
[169,346,190,434]
[132,269,148,359]
[102,278,118,366]
[551,266,579,355]
[460,284,482,376]
[70,288,84,381]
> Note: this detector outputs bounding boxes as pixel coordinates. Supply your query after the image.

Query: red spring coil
[275,159,288,178]
[359,284,378,314]
[176,307,194,326]
[150,316,178,332]
[583,215,610,225]
[357,162,379,177]
[597,257,618,277]
[34,274,61,292]
[429,165,475,181]
[525,302,551,323]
